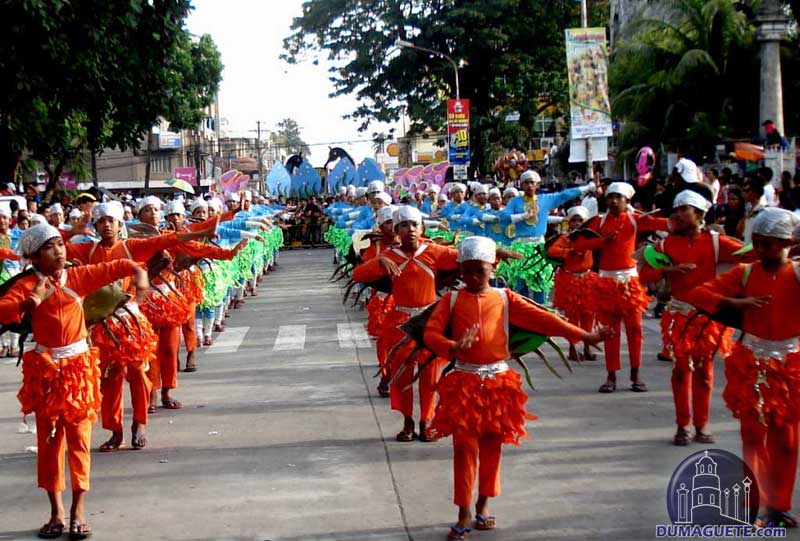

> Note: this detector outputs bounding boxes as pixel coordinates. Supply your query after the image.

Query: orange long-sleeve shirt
[424,288,586,364]
[169,240,235,261]
[0,260,140,348]
[0,247,19,261]
[546,235,592,273]
[352,242,458,307]
[571,212,668,271]
[185,211,236,232]
[360,238,397,261]
[639,231,748,301]
[687,262,800,341]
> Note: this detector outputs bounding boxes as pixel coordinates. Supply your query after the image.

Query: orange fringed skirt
[592,275,650,322]
[431,369,537,446]
[723,346,800,426]
[140,282,192,329]
[18,347,102,425]
[366,292,394,337]
[552,270,598,323]
[90,305,158,372]
[661,308,733,366]
[179,266,205,305]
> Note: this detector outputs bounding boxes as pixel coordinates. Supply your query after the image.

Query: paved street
[0,248,798,541]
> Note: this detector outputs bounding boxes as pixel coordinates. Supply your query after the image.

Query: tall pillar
[757,0,789,134]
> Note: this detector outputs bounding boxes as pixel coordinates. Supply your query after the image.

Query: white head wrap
[30,214,47,226]
[68,208,82,220]
[427,184,441,194]
[673,190,712,212]
[751,207,800,240]
[355,187,368,198]
[0,207,11,219]
[606,182,635,200]
[520,170,541,184]
[136,196,162,213]
[503,187,519,198]
[675,158,700,184]
[374,192,392,205]
[488,188,501,198]
[92,201,125,223]
[243,191,253,201]
[191,199,209,213]
[338,186,347,195]
[377,205,397,225]
[47,203,64,216]
[164,200,186,216]
[346,185,356,196]
[393,205,422,225]
[473,184,489,195]
[468,181,481,192]
[457,236,496,264]
[368,180,385,193]
[208,198,224,212]
[449,183,466,194]
[17,224,61,257]
[438,194,449,202]
[566,206,590,221]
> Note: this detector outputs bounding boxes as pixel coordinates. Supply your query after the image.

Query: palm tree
[610,0,758,160]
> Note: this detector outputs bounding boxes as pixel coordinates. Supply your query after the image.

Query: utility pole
[581,0,593,181]
[250,121,265,194]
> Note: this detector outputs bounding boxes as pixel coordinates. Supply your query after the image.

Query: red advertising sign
[174,167,197,186]
[447,99,470,166]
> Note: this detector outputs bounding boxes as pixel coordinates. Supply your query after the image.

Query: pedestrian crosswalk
[202,319,664,354]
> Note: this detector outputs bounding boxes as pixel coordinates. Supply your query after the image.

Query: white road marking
[273,325,307,351]
[206,326,250,354]
[337,323,371,349]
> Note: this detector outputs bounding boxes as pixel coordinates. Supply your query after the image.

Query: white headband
[427,185,441,194]
[164,200,186,216]
[377,205,397,225]
[520,170,541,184]
[566,206,590,221]
[393,205,422,225]
[457,236,496,264]
[606,182,635,200]
[374,192,392,205]
[17,224,61,257]
[355,187,368,198]
[136,196,162,213]
[473,184,489,195]
[488,188,501,198]
[368,180,385,193]
[752,207,800,240]
[673,190,711,212]
[675,158,700,184]
[191,200,209,213]
[503,187,519,197]
[92,201,125,223]
[449,183,466,194]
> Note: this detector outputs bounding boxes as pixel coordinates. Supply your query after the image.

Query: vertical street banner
[565,28,613,139]
[447,99,470,167]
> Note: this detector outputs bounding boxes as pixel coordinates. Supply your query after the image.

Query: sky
[186,0,402,166]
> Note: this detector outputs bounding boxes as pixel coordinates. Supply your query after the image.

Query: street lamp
[394,38,460,100]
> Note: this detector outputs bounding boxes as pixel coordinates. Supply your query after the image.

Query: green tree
[0,0,222,197]
[609,0,759,161]
[283,0,596,174]
[276,118,310,157]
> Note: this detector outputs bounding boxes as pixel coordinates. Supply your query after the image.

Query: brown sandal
[98,438,125,452]
[37,521,65,539]
[68,519,92,540]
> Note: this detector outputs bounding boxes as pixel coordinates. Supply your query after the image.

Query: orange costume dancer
[571,182,668,393]
[66,201,216,450]
[352,205,457,442]
[546,205,598,362]
[163,199,246,374]
[361,205,398,396]
[688,208,800,528]
[639,190,748,446]
[423,236,607,539]
[0,224,148,539]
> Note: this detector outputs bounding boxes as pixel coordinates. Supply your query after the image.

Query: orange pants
[100,363,152,431]
[672,356,713,428]
[148,326,180,391]
[390,340,443,422]
[599,310,643,372]
[741,418,799,512]
[181,302,197,352]
[35,414,92,493]
[453,432,503,507]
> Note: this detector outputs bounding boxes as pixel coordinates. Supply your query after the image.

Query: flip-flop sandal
[183,365,197,373]
[630,382,649,392]
[598,382,616,393]
[474,513,496,530]
[418,427,439,443]
[131,433,147,450]
[770,511,799,528]
[395,430,417,442]
[38,521,65,539]
[68,520,92,540]
[147,405,157,414]
[161,399,183,410]
[377,384,390,397]
[98,439,125,452]
[447,525,471,540]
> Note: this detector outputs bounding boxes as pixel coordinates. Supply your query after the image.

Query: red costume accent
[688,261,800,512]
[547,235,597,337]
[572,212,668,372]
